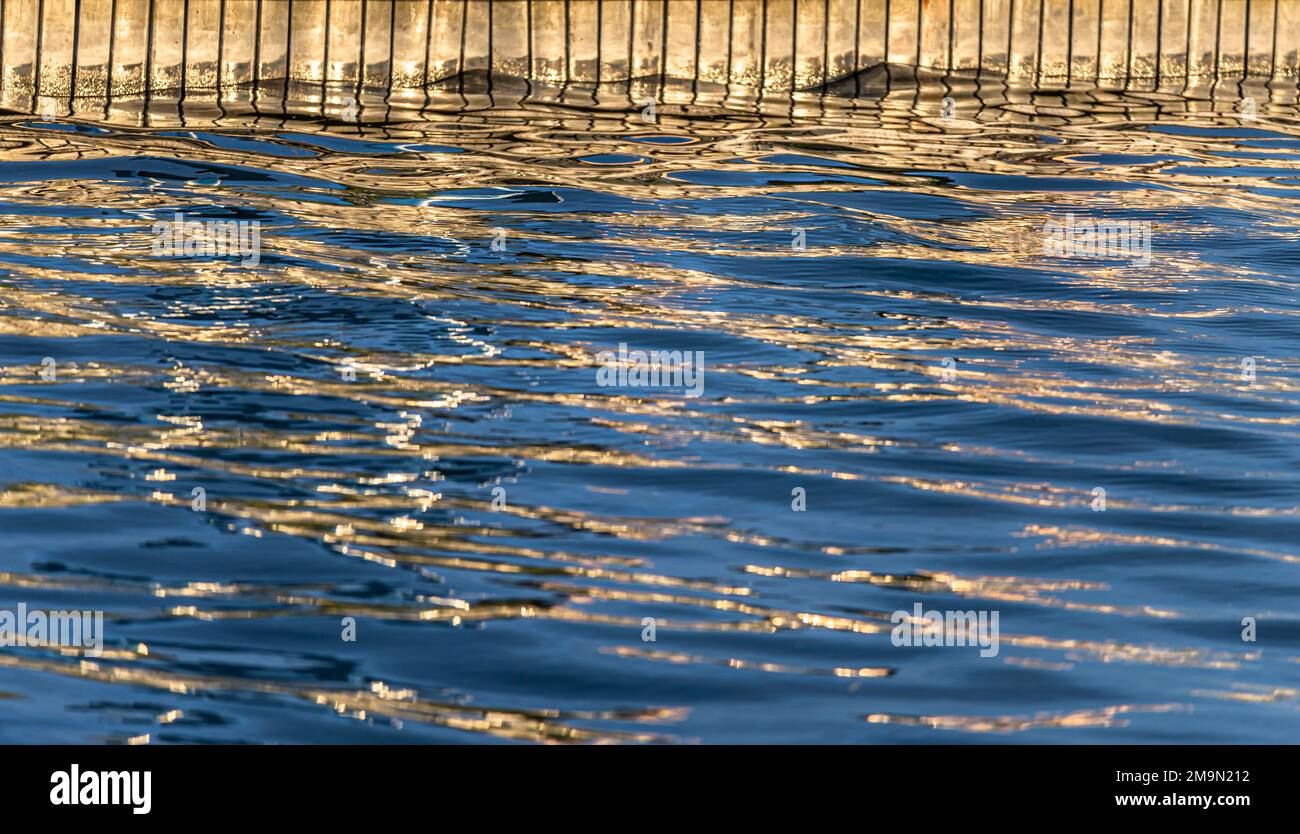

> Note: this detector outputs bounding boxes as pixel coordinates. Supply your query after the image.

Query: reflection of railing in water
[0,0,1296,116]
[21,68,1292,148]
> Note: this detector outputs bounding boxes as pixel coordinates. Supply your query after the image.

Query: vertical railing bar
[145,0,156,100]
[693,0,702,95]
[457,0,466,95]
[1242,0,1251,77]
[1125,0,1135,86]
[252,0,262,111]
[1213,0,1222,79]
[1269,0,1277,78]
[70,0,82,105]
[1097,0,1105,83]
[1008,0,1016,80]
[106,0,117,107]
[0,0,6,102]
[33,0,46,105]
[660,0,669,91]
[284,0,296,110]
[1183,0,1191,83]
[595,0,604,86]
[790,0,798,89]
[727,0,735,90]
[914,0,921,66]
[180,0,190,105]
[822,0,829,85]
[1035,0,1044,85]
[423,0,432,88]
[852,0,860,89]
[1066,0,1074,84]
[1159,0,1170,85]
[359,0,368,92]
[953,0,960,71]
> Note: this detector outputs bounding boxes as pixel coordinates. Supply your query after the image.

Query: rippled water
[1,69,1298,743]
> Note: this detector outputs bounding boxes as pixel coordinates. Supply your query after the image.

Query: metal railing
[1,0,1295,113]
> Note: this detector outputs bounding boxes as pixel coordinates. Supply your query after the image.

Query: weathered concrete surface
[1,0,1296,112]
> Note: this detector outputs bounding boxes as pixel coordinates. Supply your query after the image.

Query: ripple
[0,74,1297,743]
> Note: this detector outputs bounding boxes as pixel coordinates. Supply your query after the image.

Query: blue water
[1,74,1298,743]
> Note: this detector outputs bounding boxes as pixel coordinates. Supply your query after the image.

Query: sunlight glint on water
[0,72,1298,743]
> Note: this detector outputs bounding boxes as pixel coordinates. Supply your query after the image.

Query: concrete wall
[1,0,1296,109]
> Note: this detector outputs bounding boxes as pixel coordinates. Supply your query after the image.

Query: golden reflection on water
[866,703,1191,733]
[0,71,1298,742]
[0,651,685,744]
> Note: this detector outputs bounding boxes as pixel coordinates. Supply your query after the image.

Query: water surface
[1,71,1298,743]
